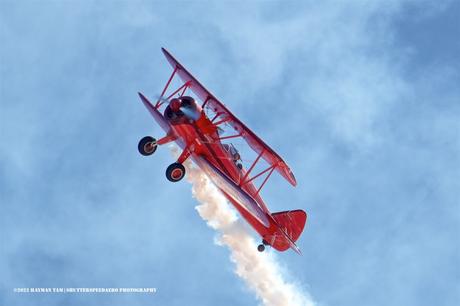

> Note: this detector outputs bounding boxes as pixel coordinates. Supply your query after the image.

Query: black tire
[138,136,157,156]
[257,244,265,252]
[166,163,186,182]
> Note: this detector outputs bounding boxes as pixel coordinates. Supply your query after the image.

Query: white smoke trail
[184,163,315,306]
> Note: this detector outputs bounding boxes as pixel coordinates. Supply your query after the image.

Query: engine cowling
[164,96,202,124]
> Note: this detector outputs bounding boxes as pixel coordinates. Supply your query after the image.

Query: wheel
[138,136,157,156]
[166,163,186,182]
[257,244,265,252]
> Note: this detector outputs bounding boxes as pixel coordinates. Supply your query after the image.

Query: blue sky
[1,1,459,306]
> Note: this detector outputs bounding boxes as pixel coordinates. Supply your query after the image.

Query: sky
[1,0,459,306]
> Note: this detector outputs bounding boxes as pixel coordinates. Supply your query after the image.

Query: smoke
[184,163,315,306]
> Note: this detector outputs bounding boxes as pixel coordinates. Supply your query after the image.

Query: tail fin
[265,210,307,254]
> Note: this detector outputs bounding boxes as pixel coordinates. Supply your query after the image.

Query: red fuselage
[165,105,279,238]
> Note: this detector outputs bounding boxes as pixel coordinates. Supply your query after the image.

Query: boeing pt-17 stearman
[138,48,307,254]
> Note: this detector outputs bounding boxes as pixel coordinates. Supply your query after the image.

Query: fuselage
[166,111,278,238]
[138,88,305,253]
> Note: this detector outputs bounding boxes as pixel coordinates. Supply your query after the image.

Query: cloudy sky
[1,1,459,306]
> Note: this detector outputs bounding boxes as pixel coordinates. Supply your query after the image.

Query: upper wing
[161,48,297,186]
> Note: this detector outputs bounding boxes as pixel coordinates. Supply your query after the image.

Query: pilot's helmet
[181,96,194,107]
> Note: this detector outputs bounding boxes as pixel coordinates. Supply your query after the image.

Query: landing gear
[166,162,186,182]
[138,134,187,182]
[257,239,269,252]
[257,244,265,252]
[138,136,157,156]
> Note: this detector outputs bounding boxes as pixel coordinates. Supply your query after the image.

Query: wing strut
[162,81,190,104]
[241,149,264,183]
[213,117,231,126]
[240,149,277,195]
[153,66,193,109]
[155,66,178,108]
[218,133,242,141]
[255,166,276,196]
[210,112,224,122]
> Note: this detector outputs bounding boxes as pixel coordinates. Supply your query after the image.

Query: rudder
[265,210,307,252]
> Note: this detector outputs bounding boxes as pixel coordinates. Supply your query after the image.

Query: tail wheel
[166,163,186,182]
[138,136,157,156]
[257,244,265,252]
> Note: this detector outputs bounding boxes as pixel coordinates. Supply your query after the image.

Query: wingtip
[293,244,302,255]
[138,92,153,105]
[288,168,297,187]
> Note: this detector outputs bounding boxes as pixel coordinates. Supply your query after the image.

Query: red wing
[161,48,297,186]
[138,92,171,133]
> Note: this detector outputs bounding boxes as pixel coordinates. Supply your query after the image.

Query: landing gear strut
[138,134,187,183]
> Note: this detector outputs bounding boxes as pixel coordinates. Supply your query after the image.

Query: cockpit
[222,143,243,170]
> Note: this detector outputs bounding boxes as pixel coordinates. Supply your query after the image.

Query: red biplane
[138,48,307,253]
